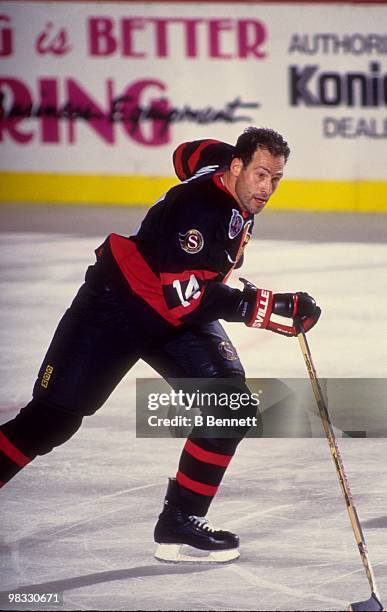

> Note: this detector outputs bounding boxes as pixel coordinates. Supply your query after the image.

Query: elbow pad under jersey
[173,139,235,181]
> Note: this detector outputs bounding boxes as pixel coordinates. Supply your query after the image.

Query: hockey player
[0,127,321,563]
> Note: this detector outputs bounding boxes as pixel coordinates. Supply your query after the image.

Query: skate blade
[154,543,240,564]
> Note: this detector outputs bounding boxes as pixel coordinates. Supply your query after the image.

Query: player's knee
[230,383,260,439]
[211,354,245,379]
[200,377,260,439]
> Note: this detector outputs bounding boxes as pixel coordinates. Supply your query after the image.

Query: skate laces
[189,515,217,533]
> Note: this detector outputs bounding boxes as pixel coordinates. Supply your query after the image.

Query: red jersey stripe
[188,140,222,175]
[173,142,188,180]
[110,235,222,325]
[109,234,181,327]
[212,170,230,196]
[160,270,218,284]
[176,470,219,497]
[0,431,30,467]
[184,439,233,468]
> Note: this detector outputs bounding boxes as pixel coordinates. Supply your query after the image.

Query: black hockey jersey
[94,140,254,327]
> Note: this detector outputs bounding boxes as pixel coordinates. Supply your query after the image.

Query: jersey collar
[212,170,250,219]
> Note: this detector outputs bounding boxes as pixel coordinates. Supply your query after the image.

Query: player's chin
[251,199,267,214]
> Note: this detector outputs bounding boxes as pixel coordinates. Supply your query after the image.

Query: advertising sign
[1,2,386,210]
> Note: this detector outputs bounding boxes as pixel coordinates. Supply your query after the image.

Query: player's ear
[230,157,243,177]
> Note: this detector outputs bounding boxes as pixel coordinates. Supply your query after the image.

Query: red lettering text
[0,77,171,146]
[87,16,267,59]
[0,15,12,57]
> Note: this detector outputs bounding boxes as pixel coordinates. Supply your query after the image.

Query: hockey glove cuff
[238,278,274,329]
[238,279,321,337]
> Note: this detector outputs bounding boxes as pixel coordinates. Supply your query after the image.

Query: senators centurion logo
[178,229,204,254]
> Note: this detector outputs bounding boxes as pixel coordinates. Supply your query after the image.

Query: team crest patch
[179,229,204,254]
[228,209,244,239]
[218,340,239,361]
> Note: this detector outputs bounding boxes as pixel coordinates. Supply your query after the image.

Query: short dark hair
[234,127,290,166]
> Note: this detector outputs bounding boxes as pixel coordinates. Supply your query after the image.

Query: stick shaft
[297,330,380,598]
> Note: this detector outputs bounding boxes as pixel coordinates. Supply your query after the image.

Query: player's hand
[238,278,321,337]
[272,292,321,336]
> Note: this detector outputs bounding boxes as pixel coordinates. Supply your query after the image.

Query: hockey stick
[296,324,384,612]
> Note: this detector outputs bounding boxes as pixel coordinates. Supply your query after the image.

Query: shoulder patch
[179,229,204,254]
[228,209,244,239]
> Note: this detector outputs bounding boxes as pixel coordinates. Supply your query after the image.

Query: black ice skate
[154,478,239,563]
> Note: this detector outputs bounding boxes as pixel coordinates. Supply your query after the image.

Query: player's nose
[260,177,271,196]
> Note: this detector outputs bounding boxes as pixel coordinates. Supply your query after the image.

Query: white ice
[1,228,387,611]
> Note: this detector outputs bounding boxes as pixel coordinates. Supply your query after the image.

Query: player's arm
[159,191,320,333]
[173,139,234,180]
[166,277,320,335]
[160,238,320,334]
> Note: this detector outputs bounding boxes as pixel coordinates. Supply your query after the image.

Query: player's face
[233,149,285,215]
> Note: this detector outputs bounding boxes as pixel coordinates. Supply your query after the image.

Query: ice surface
[1,215,386,611]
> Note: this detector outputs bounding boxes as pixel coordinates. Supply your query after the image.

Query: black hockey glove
[237,278,321,337]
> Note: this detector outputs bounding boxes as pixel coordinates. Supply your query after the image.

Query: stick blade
[349,593,384,611]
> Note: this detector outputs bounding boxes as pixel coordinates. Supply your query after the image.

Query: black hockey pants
[0,280,257,516]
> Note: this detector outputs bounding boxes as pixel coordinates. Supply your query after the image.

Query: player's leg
[0,282,146,487]
[142,321,258,562]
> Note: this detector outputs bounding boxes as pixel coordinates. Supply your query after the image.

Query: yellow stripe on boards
[0,173,179,206]
[0,172,386,212]
[274,181,387,213]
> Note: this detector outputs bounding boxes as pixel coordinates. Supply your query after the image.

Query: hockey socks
[176,438,238,515]
[0,430,32,487]
[0,400,82,487]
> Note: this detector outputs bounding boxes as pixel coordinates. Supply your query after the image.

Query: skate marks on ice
[227,564,347,610]
[1,473,226,611]
[205,438,387,612]
[2,445,386,612]
[199,500,349,609]
[1,482,161,547]
[0,565,223,609]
